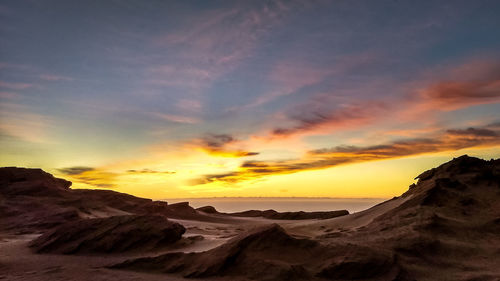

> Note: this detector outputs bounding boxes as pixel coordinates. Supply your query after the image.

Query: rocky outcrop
[0,167,71,196]
[230,209,349,220]
[30,215,185,254]
[113,223,404,280]
[0,167,225,233]
[196,205,349,220]
[196,205,218,214]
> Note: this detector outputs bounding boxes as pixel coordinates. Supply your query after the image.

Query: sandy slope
[0,234,193,281]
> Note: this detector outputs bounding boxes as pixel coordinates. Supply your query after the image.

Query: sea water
[163,197,386,213]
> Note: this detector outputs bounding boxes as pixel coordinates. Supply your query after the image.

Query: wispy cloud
[401,60,500,116]
[57,166,94,175]
[39,74,74,82]
[0,91,19,99]
[416,76,500,111]
[271,101,388,137]
[0,102,54,143]
[154,113,200,124]
[195,133,259,158]
[192,123,500,184]
[126,168,175,175]
[262,59,500,139]
[145,1,303,105]
[57,166,117,188]
[0,81,34,90]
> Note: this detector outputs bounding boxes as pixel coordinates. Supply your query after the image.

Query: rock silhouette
[0,167,225,233]
[197,205,349,219]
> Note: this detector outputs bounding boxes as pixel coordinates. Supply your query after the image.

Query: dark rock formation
[0,167,226,233]
[196,205,218,214]
[113,223,404,280]
[230,209,349,220]
[0,167,71,196]
[196,205,349,220]
[30,215,185,254]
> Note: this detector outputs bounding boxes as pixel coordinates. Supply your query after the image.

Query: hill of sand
[1,155,499,281]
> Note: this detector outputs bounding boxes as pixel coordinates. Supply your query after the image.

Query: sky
[1,0,500,199]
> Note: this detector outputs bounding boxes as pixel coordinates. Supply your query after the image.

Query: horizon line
[161,196,390,200]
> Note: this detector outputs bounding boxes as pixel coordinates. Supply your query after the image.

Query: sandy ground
[0,211,358,281]
[0,231,241,281]
[284,195,410,238]
[0,214,314,281]
[0,205,401,281]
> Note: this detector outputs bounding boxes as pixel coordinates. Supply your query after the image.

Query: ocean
[164,197,387,214]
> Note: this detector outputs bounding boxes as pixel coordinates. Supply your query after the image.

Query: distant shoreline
[161,196,390,200]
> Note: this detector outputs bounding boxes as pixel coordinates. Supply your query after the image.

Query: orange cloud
[417,77,500,111]
[192,123,500,185]
[264,60,500,139]
[126,169,175,175]
[58,166,118,188]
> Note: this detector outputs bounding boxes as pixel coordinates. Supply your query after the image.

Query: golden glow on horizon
[59,146,500,200]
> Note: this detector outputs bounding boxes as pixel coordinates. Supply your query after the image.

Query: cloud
[197,134,259,158]
[0,102,54,143]
[240,62,333,110]
[271,101,388,137]
[39,74,74,82]
[417,78,500,111]
[201,134,235,148]
[145,1,304,100]
[446,127,497,137]
[0,91,19,99]
[57,166,95,175]
[265,60,500,139]
[57,166,175,188]
[126,169,175,174]
[57,166,117,188]
[238,52,378,111]
[0,81,34,90]
[404,60,500,114]
[155,113,200,124]
[192,124,500,184]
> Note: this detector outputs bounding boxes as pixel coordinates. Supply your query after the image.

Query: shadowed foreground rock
[112,224,405,280]
[30,215,186,254]
[0,167,228,233]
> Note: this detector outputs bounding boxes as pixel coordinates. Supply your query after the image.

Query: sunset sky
[1,0,499,199]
